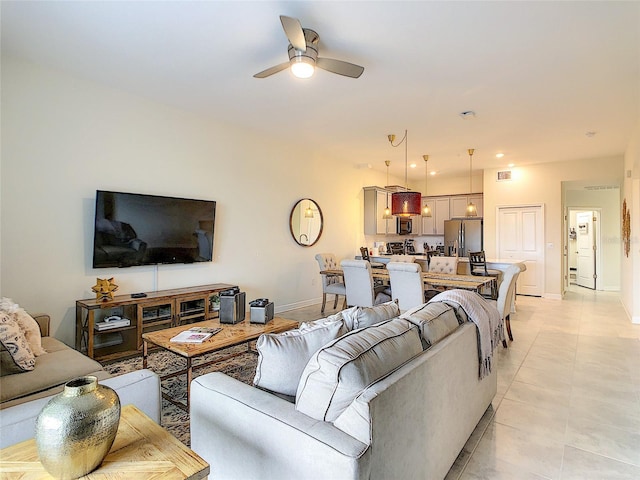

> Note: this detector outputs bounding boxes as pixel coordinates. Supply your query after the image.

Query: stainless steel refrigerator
[444,218,483,257]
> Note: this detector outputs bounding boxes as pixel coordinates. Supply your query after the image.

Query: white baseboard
[274,298,321,314]
[600,286,621,292]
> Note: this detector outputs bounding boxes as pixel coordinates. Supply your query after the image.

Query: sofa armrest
[31,314,50,337]
[0,369,160,449]
[190,372,370,480]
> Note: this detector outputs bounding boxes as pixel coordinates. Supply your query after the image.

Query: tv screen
[92,190,216,268]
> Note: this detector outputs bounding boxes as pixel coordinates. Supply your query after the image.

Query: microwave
[397,217,412,235]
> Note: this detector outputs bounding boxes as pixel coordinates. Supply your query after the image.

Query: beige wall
[483,156,623,298]
[0,58,387,345]
[622,122,640,323]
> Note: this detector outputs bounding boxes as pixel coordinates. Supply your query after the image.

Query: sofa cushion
[341,300,400,331]
[0,337,103,403]
[400,302,460,348]
[0,313,35,376]
[253,319,346,398]
[295,318,422,422]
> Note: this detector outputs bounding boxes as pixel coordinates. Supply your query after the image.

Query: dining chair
[427,256,459,274]
[488,264,522,346]
[386,262,426,311]
[425,256,459,299]
[359,247,385,269]
[314,254,347,314]
[389,254,415,263]
[341,259,391,307]
[468,251,502,299]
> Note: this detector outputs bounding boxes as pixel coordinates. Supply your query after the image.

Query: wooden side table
[0,405,209,479]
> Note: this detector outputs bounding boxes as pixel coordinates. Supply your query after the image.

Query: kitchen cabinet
[450,194,484,218]
[421,196,450,235]
[364,187,397,235]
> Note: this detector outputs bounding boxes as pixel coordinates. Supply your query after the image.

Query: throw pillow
[253,319,346,397]
[298,311,343,331]
[341,300,400,331]
[0,312,36,375]
[0,297,46,356]
[295,318,422,422]
[400,302,460,348]
[13,308,47,356]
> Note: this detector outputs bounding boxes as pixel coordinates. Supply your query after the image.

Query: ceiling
[2,1,639,181]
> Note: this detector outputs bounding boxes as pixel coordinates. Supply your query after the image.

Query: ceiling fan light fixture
[291,57,315,78]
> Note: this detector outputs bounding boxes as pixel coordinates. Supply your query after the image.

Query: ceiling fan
[254,15,364,79]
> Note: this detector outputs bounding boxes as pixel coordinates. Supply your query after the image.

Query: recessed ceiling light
[430,171,436,176]
[496,153,505,158]
[459,111,476,120]
[410,163,417,168]
[508,163,515,168]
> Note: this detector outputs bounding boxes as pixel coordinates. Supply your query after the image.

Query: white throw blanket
[428,290,503,379]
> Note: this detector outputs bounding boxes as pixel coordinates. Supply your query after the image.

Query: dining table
[320,269,497,299]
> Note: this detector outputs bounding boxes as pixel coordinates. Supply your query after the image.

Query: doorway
[567,208,601,290]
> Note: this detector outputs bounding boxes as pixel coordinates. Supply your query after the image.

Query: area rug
[103,344,258,447]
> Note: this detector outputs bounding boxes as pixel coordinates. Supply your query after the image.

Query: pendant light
[304,200,314,218]
[422,155,432,217]
[382,160,393,219]
[387,130,422,217]
[466,148,478,217]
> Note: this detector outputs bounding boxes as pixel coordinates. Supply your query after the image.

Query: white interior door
[575,211,596,289]
[497,205,544,296]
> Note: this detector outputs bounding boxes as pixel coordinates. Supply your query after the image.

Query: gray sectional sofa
[190,298,499,480]
[0,314,161,448]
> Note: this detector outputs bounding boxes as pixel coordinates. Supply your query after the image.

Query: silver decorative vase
[35,375,121,480]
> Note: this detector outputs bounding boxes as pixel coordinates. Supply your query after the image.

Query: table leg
[186,357,193,410]
[143,340,148,369]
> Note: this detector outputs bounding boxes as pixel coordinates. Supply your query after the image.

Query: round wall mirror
[289,198,323,247]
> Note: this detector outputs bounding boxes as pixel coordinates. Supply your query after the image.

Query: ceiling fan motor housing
[288,29,319,67]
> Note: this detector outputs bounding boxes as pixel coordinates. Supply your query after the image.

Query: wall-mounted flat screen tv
[93,190,216,268]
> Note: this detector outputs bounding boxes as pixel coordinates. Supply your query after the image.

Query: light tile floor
[279,285,640,480]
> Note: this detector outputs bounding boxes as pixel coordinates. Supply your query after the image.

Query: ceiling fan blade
[254,62,290,78]
[316,57,364,78]
[280,15,306,52]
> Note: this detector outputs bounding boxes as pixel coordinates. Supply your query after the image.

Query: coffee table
[0,404,209,479]
[142,316,298,410]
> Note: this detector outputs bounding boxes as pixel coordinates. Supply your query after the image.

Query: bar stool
[360,247,385,269]
[468,251,502,299]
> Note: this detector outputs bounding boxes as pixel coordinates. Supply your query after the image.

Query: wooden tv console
[76,283,235,362]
